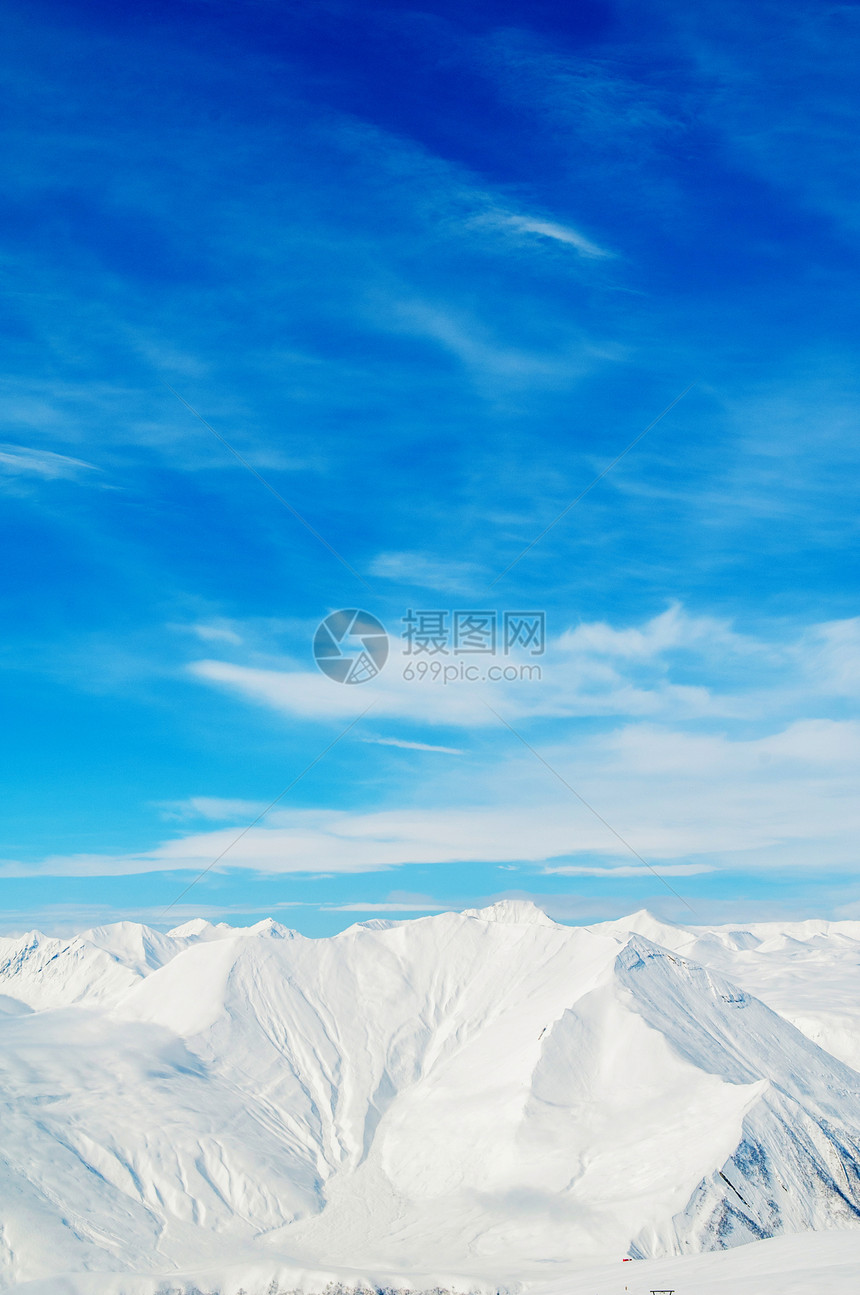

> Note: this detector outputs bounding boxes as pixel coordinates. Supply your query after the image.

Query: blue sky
[2,0,860,934]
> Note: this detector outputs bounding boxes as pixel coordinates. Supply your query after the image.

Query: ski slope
[2,901,860,1292]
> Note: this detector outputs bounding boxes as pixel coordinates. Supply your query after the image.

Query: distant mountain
[2,902,860,1293]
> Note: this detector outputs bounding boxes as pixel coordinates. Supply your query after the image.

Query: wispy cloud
[380,297,592,390]
[543,863,714,878]
[555,602,759,662]
[322,900,448,913]
[364,736,463,754]
[497,213,612,258]
[0,443,98,480]
[157,796,269,822]
[4,711,860,883]
[178,622,244,647]
[185,602,761,728]
[368,551,484,593]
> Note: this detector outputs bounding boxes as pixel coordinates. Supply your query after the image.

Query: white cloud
[501,213,611,258]
[4,722,860,882]
[368,551,483,593]
[322,901,448,913]
[794,618,860,696]
[555,602,755,661]
[6,605,860,884]
[189,658,517,726]
[364,737,463,754]
[382,297,592,390]
[183,604,860,734]
[181,622,244,646]
[597,719,860,779]
[543,864,715,878]
[187,606,740,729]
[158,796,269,821]
[0,443,98,480]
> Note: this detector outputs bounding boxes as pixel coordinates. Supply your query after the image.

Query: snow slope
[1,903,860,1292]
[14,1230,860,1295]
[601,908,860,1071]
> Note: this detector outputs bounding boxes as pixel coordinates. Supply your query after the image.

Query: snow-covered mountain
[2,902,860,1294]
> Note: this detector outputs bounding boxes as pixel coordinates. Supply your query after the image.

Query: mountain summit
[461,899,558,925]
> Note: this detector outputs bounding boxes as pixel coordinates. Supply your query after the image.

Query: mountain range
[2,900,860,1294]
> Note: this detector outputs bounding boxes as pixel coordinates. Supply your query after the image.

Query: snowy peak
[166,917,232,939]
[242,917,297,939]
[461,899,557,925]
[77,920,182,974]
[607,934,860,1257]
[596,907,693,950]
[615,935,860,1104]
[0,928,142,1010]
